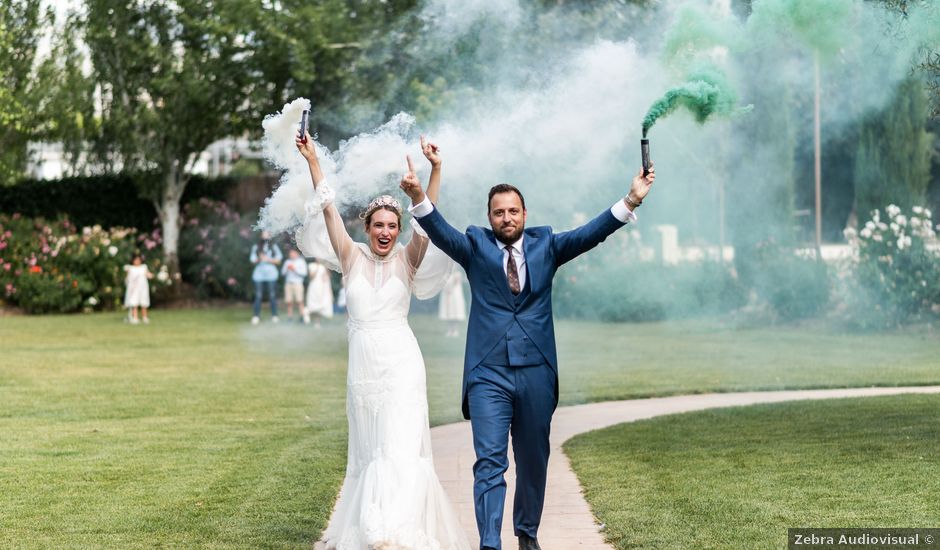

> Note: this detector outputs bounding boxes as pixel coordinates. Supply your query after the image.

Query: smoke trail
[661,2,741,71]
[641,65,751,137]
[746,0,855,60]
[253,0,940,330]
[257,100,418,235]
[421,0,523,46]
[258,39,657,234]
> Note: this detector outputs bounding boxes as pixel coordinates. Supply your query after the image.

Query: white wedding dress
[297,184,469,550]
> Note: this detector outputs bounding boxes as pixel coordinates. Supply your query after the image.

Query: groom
[401,162,655,550]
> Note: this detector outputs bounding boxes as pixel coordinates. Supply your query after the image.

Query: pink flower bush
[179,198,255,300]
[0,214,171,314]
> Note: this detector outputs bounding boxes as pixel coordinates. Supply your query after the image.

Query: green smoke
[642,66,751,137]
[747,0,855,59]
[662,3,741,69]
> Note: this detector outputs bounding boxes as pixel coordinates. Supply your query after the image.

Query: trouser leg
[468,365,514,550]
[253,282,262,316]
[511,364,556,538]
[267,281,278,316]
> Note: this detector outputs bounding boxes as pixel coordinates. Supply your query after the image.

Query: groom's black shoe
[518,533,542,550]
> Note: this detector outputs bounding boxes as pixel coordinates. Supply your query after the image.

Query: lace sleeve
[408,216,458,300]
[294,180,355,273]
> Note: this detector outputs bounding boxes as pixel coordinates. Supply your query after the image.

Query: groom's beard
[494,223,524,245]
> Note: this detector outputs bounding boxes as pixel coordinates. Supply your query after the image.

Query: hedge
[0,174,237,231]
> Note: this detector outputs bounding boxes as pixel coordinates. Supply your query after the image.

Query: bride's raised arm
[296,131,355,272]
[401,136,441,270]
[400,139,457,297]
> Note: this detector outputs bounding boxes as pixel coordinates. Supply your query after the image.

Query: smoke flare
[642,66,751,137]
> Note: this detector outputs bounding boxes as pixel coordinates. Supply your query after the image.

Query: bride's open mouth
[376,237,391,247]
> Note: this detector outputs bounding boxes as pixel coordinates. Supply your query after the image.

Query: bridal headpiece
[360,195,403,220]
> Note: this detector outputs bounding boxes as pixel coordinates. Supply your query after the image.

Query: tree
[82,0,276,282]
[854,76,933,216]
[36,13,99,176]
[0,1,47,185]
[252,0,420,144]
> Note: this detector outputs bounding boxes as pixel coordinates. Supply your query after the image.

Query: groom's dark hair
[487,184,526,212]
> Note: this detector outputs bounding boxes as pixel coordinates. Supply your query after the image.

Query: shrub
[841,205,940,327]
[0,174,238,232]
[0,214,172,314]
[748,240,830,322]
[13,269,84,314]
[553,231,747,322]
[178,198,256,300]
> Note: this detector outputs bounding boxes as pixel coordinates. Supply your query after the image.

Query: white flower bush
[843,204,940,325]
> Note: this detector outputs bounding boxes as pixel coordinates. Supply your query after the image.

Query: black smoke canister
[641,138,651,176]
[299,110,309,143]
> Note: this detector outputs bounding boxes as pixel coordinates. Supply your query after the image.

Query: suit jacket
[416,206,626,419]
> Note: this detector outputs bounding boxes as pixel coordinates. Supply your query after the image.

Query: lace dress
[296,184,468,550]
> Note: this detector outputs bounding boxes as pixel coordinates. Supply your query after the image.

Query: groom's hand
[421,135,441,167]
[399,155,427,205]
[626,162,655,207]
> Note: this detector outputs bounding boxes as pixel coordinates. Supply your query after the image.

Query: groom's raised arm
[552,205,631,266]
[409,199,473,268]
[554,164,656,266]
[400,174,473,267]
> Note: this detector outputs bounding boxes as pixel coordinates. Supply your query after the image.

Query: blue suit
[415,205,626,548]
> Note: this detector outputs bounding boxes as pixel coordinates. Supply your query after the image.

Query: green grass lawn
[0,307,938,548]
[554,318,940,404]
[564,394,940,549]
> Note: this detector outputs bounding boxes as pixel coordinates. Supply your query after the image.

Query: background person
[304,258,333,328]
[281,247,308,322]
[124,253,153,325]
[249,231,282,325]
[438,270,466,337]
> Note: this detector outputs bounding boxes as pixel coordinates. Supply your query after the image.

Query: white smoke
[258,100,419,234]
[258,40,663,234]
[257,0,939,239]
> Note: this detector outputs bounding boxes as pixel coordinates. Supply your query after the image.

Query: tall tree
[0,1,48,185]
[251,0,420,144]
[854,76,933,216]
[82,0,275,280]
[33,11,99,176]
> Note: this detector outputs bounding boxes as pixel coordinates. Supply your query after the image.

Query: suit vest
[479,273,545,367]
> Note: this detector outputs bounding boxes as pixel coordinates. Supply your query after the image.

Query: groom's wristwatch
[624,195,642,210]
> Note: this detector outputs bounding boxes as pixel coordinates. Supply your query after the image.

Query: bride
[295,132,470,550]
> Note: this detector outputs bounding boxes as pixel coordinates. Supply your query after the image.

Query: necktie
[505,245,521,295]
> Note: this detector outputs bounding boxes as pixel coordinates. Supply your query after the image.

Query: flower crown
[359,195,403,220]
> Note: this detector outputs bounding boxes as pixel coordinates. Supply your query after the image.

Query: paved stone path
[430,386,940,550]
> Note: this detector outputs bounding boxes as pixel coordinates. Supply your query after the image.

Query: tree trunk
[154,162,188,297]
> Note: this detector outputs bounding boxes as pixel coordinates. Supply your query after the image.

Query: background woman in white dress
[124,254,152,324]
[304,258,334,327]
[438,270,466,337]
[295,131,468,550]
